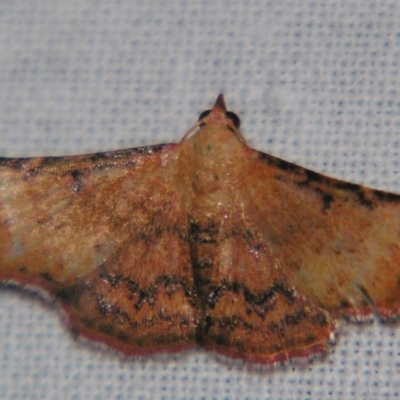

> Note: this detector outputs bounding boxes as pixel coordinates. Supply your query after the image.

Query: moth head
[198,94,241,129]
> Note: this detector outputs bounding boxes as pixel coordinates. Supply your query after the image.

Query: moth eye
[198,110,211,122]
[226,111,241,129]
[198,109,241,129]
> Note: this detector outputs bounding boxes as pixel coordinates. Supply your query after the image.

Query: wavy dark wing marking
[193,214,336,364]
[0,144,200,354]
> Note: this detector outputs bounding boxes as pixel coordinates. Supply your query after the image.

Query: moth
[1,94,399,365]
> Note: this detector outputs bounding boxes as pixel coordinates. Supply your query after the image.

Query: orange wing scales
[1,94,400,365]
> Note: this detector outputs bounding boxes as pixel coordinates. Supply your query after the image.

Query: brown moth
[1,94,399,365]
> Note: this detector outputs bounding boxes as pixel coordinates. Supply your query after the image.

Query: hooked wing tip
[212,93,227,113]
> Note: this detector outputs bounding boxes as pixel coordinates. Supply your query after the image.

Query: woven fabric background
[1,1,400,399]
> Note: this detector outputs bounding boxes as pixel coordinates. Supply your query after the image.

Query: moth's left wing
[0,144,200,354]
[245,149,400,322]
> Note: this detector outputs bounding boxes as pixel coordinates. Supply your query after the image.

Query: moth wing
[0,145,199,354]
[246,150,400,321]
[196,144,400,364]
